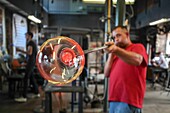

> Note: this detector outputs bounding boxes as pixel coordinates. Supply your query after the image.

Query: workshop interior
[1,0,170,113]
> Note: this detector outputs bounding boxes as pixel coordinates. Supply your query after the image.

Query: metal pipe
[115,0,126,26]
[103,0,112,112]
[84,46,107,54]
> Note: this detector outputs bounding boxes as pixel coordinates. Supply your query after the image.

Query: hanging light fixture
[149,18,170,26]
[28,15,41,23]
[82,0,135,4]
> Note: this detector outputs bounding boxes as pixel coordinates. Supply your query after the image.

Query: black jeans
[23,65,38,98]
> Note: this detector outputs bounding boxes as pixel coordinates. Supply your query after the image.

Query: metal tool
[84,46,108,54]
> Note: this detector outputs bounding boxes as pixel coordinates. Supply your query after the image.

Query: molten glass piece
[36,36,85,85]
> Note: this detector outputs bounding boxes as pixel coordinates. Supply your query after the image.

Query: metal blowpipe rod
[84,46,108,54]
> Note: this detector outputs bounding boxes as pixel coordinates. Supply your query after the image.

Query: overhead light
[83,0,105,4]
[82,0,135,4]
[149,18,170,26]
[28,15,41,23]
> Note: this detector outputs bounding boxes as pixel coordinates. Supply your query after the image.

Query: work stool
[160,69,170,96]
[7,72,25,98]
[151,67,168,90]
[0,57,25,98]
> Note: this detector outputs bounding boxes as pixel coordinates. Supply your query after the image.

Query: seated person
[151,52,169,87]
[151,52,169,69]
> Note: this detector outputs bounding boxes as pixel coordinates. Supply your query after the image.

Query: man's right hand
[16,47,20,51]
[104,41,117,53]
[16,48,24,53]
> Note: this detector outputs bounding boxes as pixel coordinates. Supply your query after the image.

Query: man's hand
[16,47,26,54]
[16,47,21,52]
[104,41,117,53]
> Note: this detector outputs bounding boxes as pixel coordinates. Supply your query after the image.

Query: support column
[103,0,112,112]
[115,0,126,26]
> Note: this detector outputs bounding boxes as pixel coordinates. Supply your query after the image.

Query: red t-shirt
[108,43,148,108]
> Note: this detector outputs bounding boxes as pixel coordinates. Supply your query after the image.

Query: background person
[151,52,169,87]
[151,52,169,69]
[104,26,148,113]
[15,32,39,102]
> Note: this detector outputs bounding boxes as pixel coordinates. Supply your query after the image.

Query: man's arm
[105,42,143,66]
[16,45,33,55]
[114,47,143,66]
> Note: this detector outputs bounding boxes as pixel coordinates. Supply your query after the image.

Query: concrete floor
[0,82,170,113]
[143,84,170,113]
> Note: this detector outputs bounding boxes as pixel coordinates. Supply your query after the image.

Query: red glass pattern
[36,36,85,85]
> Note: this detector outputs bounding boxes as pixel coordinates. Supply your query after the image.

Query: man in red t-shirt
[104,26,148,113]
